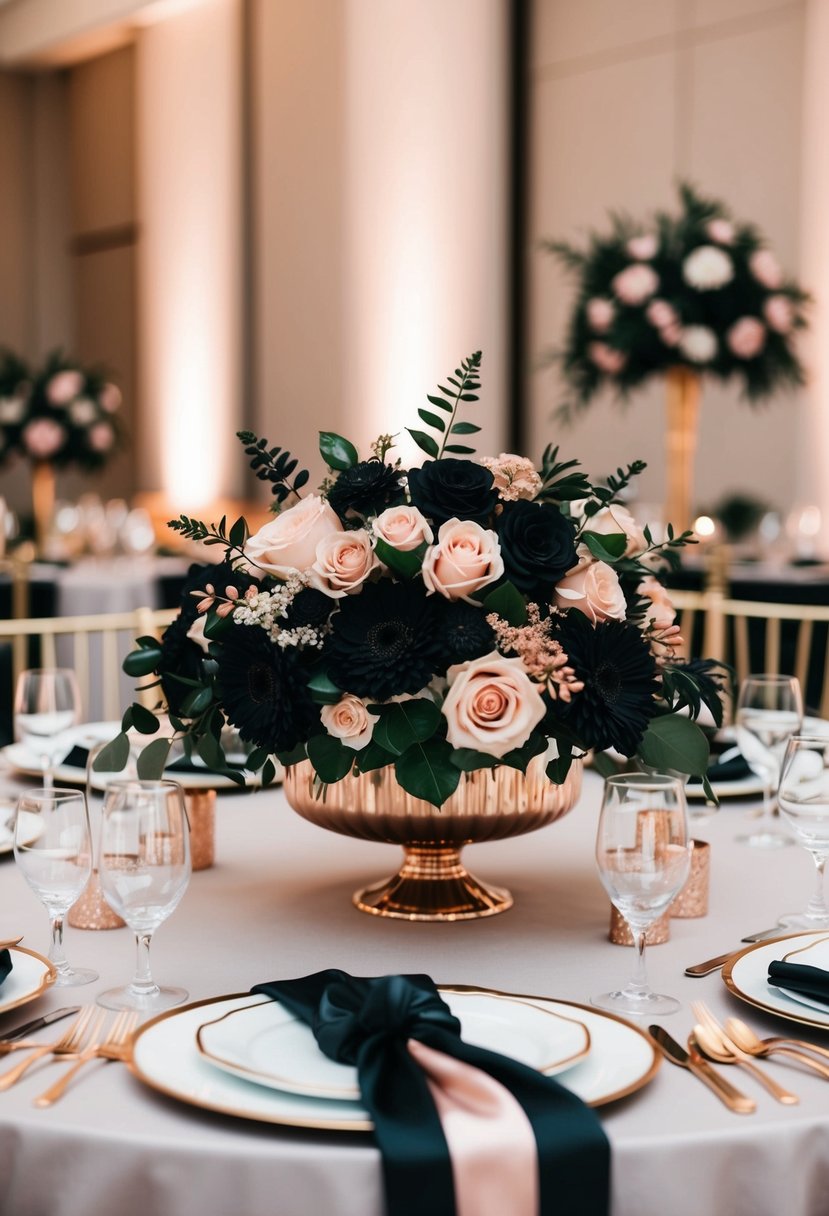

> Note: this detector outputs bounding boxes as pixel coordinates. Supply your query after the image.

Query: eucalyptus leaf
[307,669,343,705]
[306,733,354,783]
[319,431,358,471]
[450,748,498,772]
[136,737,172,779]
[371,699,441,756]
[92,732,130,773]
[123,647,163,678]
[582,531,627,562]
[130,703,160,735]
[637,714,710,776]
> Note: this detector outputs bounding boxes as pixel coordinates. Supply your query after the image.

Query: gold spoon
[693,1022,799,1104]
[725,1017,829,1076]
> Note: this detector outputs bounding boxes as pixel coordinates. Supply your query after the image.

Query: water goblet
[776,736,829,929]
[734,674,802,847]
[98,780,191,1012]
[14,668,81,790]
[594,773,691,1016]
[14,788,98,986]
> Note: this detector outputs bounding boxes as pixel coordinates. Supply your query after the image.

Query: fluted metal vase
[284,755,583,922]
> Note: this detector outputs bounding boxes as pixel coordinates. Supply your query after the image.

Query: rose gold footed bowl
[284,754,583,922]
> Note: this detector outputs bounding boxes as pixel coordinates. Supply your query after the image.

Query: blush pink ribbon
[408,1038,539,1216]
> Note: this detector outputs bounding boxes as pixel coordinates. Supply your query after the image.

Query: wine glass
[14,788,98,986]
[14,668,81,790]
[98,780,191,1011]
[594,773,691,1016]
[776,736,829,929]
[734,674,802,847]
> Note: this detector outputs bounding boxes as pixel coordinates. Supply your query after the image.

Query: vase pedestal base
[353,846,512,921]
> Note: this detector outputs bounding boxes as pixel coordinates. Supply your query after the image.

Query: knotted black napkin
[688,753,753,784]
[768,960,829,1005]
[0,949,12,988]
[251,971,609,1216]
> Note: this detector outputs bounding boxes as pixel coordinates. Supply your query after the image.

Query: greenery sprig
[408,350,482,459]
[237,431,310,506]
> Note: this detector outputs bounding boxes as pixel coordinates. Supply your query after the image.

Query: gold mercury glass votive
[670,839,710,918]
[608,905,671,946]
[68,869,125,930]
[186,790,216,872]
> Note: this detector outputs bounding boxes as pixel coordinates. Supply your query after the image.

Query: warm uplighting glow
[693,515,717,539]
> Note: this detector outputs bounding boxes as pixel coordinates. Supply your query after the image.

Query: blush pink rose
[727,316,766,359]
[421,518,503,602]
[46,370,84,406]
[588,342,626,375]
[749,249,783,290]
[244,494,342,578]
[372,505,433,551]
[611,263,659,306]
[706,218,735,245]
[99,383,122,413]
[442,652,545,758]
[582,503,647,557]
[320,695,377,751]
[763,295,794,334]
[645,299,678,330]
[659,321,681,347]
[23,417,66,459]
[310,528,378,597]
[554,559,626,623]
[626,234,658,260]
[637,575,676,630]
[585,297,615,332]
[88,421,114,452]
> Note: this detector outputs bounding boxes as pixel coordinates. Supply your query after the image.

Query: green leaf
[418,408,445,432]
[546,746,573,785]
[426,394,453,412]
[307,670,343,705]
[500,733,548,772]
[481,581,527,627]
[394,739,461,808]
[591,750,619,778]
[371,699,441,756]
[354,741,396,772]
[701,773,719,807]
[180,686,213,717]
[123,647,163,678]
[374,537,426,579]
[261,758,278,787]
[443,444,476,454]
[582,531,627,562]
[244,746,271,771]
[637,715,710,776]
[204,608,233,641]
[228,517,248,547]
[275,743,306,767]
[450,421,481,434]
[450,747,498,772]
[92,732,130,773]
[136,737,172,779]
[319,431,358,471]
[306,733,354,783]
[197,732,225,770]
[130,703,160,735]
[407,429,439,459]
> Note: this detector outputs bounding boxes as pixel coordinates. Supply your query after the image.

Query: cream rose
[373,505,433,551]
[637,575,676,630]
[309,528,378,597]
[321,694,377,751]
[580,503,647,557]
[421,518,504,602]
[554,560,626,623]
[442,652,545,758]
[243,495,342,578]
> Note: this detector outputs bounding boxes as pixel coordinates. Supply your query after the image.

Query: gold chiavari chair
[0,606,177,722]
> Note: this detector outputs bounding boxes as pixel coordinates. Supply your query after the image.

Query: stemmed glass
[14,788,98,986]
[594,773,691,1016]
[98,780,191,1012]
[776,736,829,929]
[734,674,802,847]
[14,669,81,790]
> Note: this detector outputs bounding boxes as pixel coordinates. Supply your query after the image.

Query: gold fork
[33,1012,139,1108]
[0,1007,101,1092]
[692,1001,799,1105]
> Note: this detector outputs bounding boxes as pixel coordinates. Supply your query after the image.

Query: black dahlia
[407,458,497,527]
[324,579,445,701]
[157,613,207,717]
[283,587,336,631]
[436,601,495,670]
[496,500,577,599]
[216,625,320,753]
[327,460,405,521]
[550,611,659,755]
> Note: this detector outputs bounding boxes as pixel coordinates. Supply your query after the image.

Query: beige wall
[528,0,806,523]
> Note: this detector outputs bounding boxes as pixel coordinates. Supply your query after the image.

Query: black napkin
[768,960,829,1005]
[0,949,12,989]
[688,752,753,785]
[251,971,610,1216]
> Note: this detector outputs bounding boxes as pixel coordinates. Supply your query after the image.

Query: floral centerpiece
[104,350,724,812]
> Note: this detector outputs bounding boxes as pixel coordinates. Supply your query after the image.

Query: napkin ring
[670,839,710,918]
[186,790,215,872]
[608,905,670,946]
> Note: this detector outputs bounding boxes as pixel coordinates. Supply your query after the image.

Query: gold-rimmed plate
[722,931,829,1029]
[195,990,591,1099]
[129,988,658,1131]
[0,946,56,1017]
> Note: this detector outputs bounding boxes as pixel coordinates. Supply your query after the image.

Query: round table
[1,767,828,1216]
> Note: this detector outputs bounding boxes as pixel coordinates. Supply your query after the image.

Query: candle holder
[68,869,125,930]
[670,839,710,918]
[186,790,215,871]
[608,905,670,946]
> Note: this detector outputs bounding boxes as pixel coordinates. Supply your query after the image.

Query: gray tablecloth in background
[0,767,828,1216]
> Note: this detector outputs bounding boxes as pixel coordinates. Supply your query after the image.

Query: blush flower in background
[585,297,615,332]
[683,245,734,291]
[727,317,766,360]
[23,417,65,459]
[611,263,659,306]
[678,325,718,364]
[749,249,783,290]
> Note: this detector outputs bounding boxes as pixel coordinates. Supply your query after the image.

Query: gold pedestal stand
[665,368,701,534]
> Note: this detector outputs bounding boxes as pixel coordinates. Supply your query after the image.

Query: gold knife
[685,950,735,977]
[649,1026,756,1114]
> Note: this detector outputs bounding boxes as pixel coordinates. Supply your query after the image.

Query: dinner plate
[129,989,659,1130]
[0,946,56,1017]
[0,810,41,858]
[195,990,591,1098]
[686,716,829,801]
[723,931,829,1029]
[2,722,271,792]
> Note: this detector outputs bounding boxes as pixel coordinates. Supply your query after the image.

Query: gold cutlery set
[651,1001,829,1114]
[0,1007,138,1106]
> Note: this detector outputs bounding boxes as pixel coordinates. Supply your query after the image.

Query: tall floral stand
[31,460,56,556]
[664,368,700,535]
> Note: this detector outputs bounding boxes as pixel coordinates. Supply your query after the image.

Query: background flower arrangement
[0,348,121,469]
[546,182,809,418]
[102,351,725,807]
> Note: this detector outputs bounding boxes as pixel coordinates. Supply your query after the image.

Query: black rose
[407,459,497,527]
[327,461,405,521]
[496,500,577,599]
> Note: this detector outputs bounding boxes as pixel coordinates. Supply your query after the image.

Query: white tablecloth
[1,768,829,1216]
